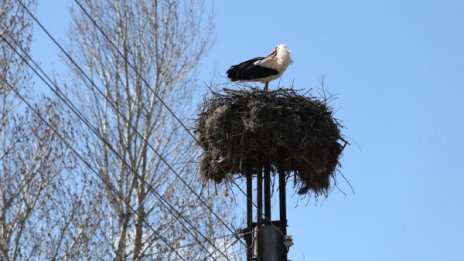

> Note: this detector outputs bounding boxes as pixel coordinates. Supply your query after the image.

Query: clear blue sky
[33,1,464,260]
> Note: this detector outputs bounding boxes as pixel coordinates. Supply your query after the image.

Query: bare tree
[65,0,238,260]
[0,1,43,259]
[0,1,84,260]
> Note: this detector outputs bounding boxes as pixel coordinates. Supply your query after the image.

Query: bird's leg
[264,81,269,91]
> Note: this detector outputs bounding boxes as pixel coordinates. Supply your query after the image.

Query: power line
[0,74,187,261]
[1,33,232,261]
[16,1,239,244]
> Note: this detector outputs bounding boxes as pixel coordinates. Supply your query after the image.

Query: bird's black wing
[227,57,278,81]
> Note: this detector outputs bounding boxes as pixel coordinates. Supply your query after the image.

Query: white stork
[226,44,293,91]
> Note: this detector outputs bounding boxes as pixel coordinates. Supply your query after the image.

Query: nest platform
[195,87,346,195]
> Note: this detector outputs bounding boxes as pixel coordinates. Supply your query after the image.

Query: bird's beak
[266,49,277,59]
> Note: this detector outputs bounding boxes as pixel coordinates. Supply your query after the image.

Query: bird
[226,44,293,91]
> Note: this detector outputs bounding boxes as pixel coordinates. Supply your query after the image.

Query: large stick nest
[195,87,346,195]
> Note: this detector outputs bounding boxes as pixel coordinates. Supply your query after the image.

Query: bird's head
[276,44,290,56]
[266,44,291,61]
[275,44,292,65]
